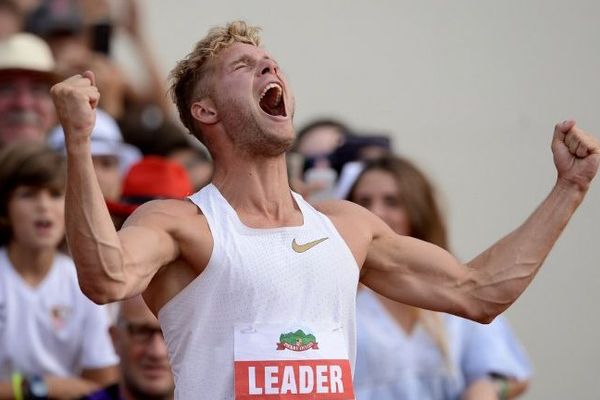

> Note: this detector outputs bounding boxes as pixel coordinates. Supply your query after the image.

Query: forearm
[66,143,127,303]
[461,378,497,400]
[0,381,14,399]
[0,375,102,399]
[466,180,586,319]
[502,378,529,399]
[45,375,100,399]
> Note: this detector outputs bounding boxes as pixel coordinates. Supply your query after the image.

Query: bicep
[361,225,475,318]
[116,223,180,295]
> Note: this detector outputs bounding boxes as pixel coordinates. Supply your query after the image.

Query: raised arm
[51,72,179,303]
[359,121,599,323]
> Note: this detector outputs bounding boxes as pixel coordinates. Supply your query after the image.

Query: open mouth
[34,219,53,229]
[259,83,287,117]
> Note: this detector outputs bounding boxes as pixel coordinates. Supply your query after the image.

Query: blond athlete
[51,22,599,399]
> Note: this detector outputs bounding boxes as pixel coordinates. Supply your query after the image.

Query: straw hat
[0,33,57,82]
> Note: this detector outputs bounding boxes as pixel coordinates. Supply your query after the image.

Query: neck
[211,152,301,228]
[7,241,55,286]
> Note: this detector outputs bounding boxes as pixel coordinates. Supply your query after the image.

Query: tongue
[267,90,280,108]
[260,87,283,116]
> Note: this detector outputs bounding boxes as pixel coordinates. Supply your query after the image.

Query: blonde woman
[348,155,531,400]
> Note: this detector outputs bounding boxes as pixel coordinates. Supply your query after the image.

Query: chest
[0,275,84,336]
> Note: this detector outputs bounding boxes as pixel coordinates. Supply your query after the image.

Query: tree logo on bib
[277,330,319,351]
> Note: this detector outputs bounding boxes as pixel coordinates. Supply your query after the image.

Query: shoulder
[122,198,205,230]
[312,200,385,267]
[128,198,200,219]
[314,199,375,235]
[314,199,373,221]
[314,199,391,240]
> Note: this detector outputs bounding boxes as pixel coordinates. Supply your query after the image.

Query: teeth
[259,82,282,101]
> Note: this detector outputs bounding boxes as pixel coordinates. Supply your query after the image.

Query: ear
[191,98,219,125]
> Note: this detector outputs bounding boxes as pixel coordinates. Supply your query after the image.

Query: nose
[369,201,388,222]
[145,331,169,359]
[35,191,53,211]
[258,58,278,76]
[13,86,36,109]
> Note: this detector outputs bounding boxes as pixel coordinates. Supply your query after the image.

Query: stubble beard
[217,97,294,158]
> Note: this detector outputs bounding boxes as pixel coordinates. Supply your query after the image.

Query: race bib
[234,323,355,399]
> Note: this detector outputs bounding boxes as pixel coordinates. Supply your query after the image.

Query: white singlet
[158,184,359,399]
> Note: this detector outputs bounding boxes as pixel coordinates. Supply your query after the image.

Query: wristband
[25,375,48,400]
[10,373,23,400]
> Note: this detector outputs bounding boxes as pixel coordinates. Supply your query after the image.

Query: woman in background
[348,155,531,400]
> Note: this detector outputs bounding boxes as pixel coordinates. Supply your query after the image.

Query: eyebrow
[228,54,273,69]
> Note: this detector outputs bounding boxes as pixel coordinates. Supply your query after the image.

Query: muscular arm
[45,365,120,400]
[343,121,599,323]
[52,72,179,303]
[361,179,585,322]
[65,145,178,302]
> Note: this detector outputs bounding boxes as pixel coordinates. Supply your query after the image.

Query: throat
[212,181,302,229]
[7,242,55,287]
[236,205,304,229]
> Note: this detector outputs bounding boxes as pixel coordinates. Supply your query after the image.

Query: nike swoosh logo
[292,237,329,253]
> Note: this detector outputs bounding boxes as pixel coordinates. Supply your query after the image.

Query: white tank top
[158,184,359,399]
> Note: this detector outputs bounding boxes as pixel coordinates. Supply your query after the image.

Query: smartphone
[91,21,113,55]
[304,167,338,203]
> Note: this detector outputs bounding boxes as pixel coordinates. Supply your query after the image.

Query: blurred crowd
[0,1,532,399]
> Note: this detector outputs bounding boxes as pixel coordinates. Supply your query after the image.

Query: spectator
[117,107,213,191]
[26,0,129,119]
[82,295,174,400]
[0,32,57,147]
[49,108,141,202]
[10,0,39,15]
[348,155,532,400]
[166,143,212,192]
[289,119,350,202]
[28,0,170,121]
[106,156,193,229]
[293,118,351,159]
[0,1,23,39]
[0,142,118,399]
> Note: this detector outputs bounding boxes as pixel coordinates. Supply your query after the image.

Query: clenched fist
[50,71,100,149]
[552,120,600,191]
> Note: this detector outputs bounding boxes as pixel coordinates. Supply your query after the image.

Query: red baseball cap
[106,156,193,217]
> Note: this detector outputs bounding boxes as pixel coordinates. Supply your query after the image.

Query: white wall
[129,1,600,398]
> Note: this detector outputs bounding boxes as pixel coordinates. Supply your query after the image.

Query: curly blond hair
[169,21,262,141]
